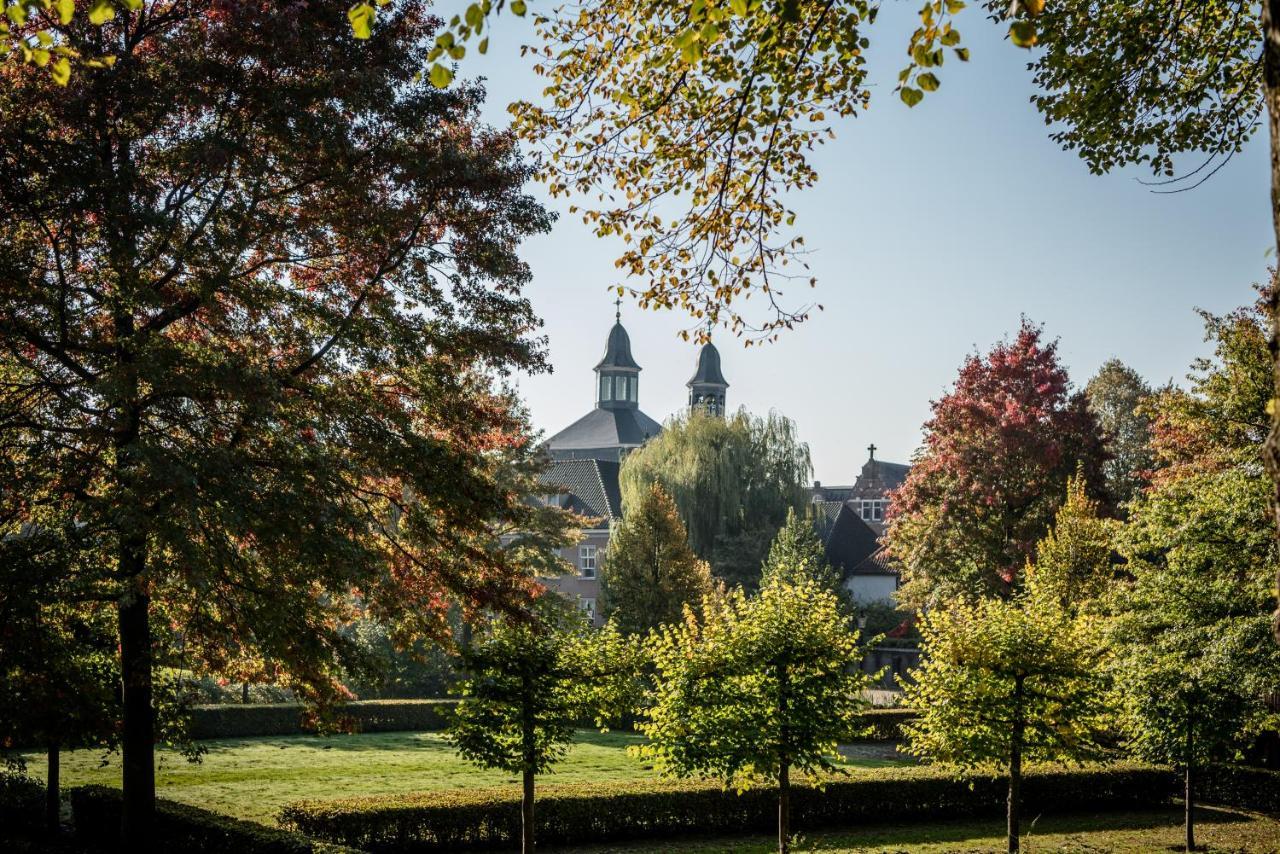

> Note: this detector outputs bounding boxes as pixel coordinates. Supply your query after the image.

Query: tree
[901,587,1113,854]
[886,320,1108,606]
[1028,471,1117,610]
[1085,359,1155,509]
[760,507,841,594]
[0,526,119,835]
[1109,294,1280,852]
[448,605,641,854]
[0,2,574,840]
[618,409,811,589]
[599,481,715,637]
[638,576,870,854]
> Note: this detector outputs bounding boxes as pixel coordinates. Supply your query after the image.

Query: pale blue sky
[458,5,1269,482]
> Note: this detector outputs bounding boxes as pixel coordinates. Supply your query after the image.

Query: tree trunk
[520,672,536,854]
[1008,674,1024,854]
[45,743,60,835]
[1185,762,1196,853]
[242,681,250,704]
[778,760,791,854]
[522,767,535,854]
[118,574,155,846]
[1262,0,1280,650]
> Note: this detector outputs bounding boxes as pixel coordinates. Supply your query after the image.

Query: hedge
[854,708,916,741]
[1201,763,1280,817]
[280,764,1174,852]
[189,699,457,740]
[0,771,45,833]
[69,785,359,853]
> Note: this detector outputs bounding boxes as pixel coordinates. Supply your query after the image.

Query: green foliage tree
[449,605,641,854]
[760,507,840,594]
[638,577,870,854]
[619,409,811,589]
[599,481,715,637]
[1109,295,1280,852]
[0,3,574,840]
[901,585,1113,854]
[1028,471,1118,610]
[1085,359,1155,508]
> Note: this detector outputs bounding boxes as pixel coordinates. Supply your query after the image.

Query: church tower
[687,340,729,416]
[543,303,662,462]
[595,304,641,411]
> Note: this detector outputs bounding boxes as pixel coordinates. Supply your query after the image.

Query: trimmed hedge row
[192,701,912,742]
[1201,763,1280,817]
[0,771,45,832]
[189,700,457,740]
[69,785,359,853]
[279,764,1173,852]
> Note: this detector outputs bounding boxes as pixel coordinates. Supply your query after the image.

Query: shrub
[853,708,916,741]
[280,764,1174,852]
[0,771,45,832]
[69,785,358,853]
[189,700,457,740]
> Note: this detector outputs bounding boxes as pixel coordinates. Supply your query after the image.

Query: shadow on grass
[199,728,642,755]
[552,808,1254,854]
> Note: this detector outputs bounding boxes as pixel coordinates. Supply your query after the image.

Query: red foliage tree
[886,320,1107,605]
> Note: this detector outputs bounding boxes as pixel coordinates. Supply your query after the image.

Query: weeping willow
[618,409,812,589]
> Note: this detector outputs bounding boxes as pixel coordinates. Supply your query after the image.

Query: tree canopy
[0,0,573,838]
[760,506,840,594]
[886,320,1108,606]
[638,576,869,854]
[599,481,716,637]
[618,409,811,589]
[1085,359,1155,509]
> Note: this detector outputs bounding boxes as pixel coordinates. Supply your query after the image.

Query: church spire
[594,306,640,410]
[687,337,729,416]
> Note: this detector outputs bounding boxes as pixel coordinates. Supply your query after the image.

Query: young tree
[1085,359,1155,509]
[760,507,841,594]
[0,3,572,839]
[619,409,812,588]
[901,588,1113,854]
[1028,471,1118,610]
[886,320,1108,606]
[1110,294,1280,851]
[638,577,870,854]
[449,605,641,854]
[599,481,715,637]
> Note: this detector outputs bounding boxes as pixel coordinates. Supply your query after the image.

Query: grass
[553,807,1280,853]
[19,730,908,827]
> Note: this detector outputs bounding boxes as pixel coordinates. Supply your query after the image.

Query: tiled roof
[545,407,662,454]
[537,458,622,526]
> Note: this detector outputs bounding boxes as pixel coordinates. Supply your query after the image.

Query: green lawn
[554,807,1280,853]
[20,731,907,827]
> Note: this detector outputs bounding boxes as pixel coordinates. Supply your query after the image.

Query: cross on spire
[867,443,877,461]
[614,295,623,323]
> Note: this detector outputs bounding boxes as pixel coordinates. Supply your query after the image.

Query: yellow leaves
[428,62,453,88]
[55,0,74,25]
[1009,19,1037,48]
[348,3,375,39]
[51,55,70,85]
[88,0,115,25]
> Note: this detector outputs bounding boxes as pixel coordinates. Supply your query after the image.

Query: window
[578,597,596,621]
[618,376,629,402]
[579,545,597,577]
[599,375,613,402]
[629,376,638,402]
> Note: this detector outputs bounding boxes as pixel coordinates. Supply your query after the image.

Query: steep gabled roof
[687,342,728,387]
[537,458,622,525]
[820,503,885,579]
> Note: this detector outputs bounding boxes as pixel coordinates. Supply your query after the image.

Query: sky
[456,5,1270,484]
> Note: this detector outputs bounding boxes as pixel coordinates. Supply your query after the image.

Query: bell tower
[687,340,729,416]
